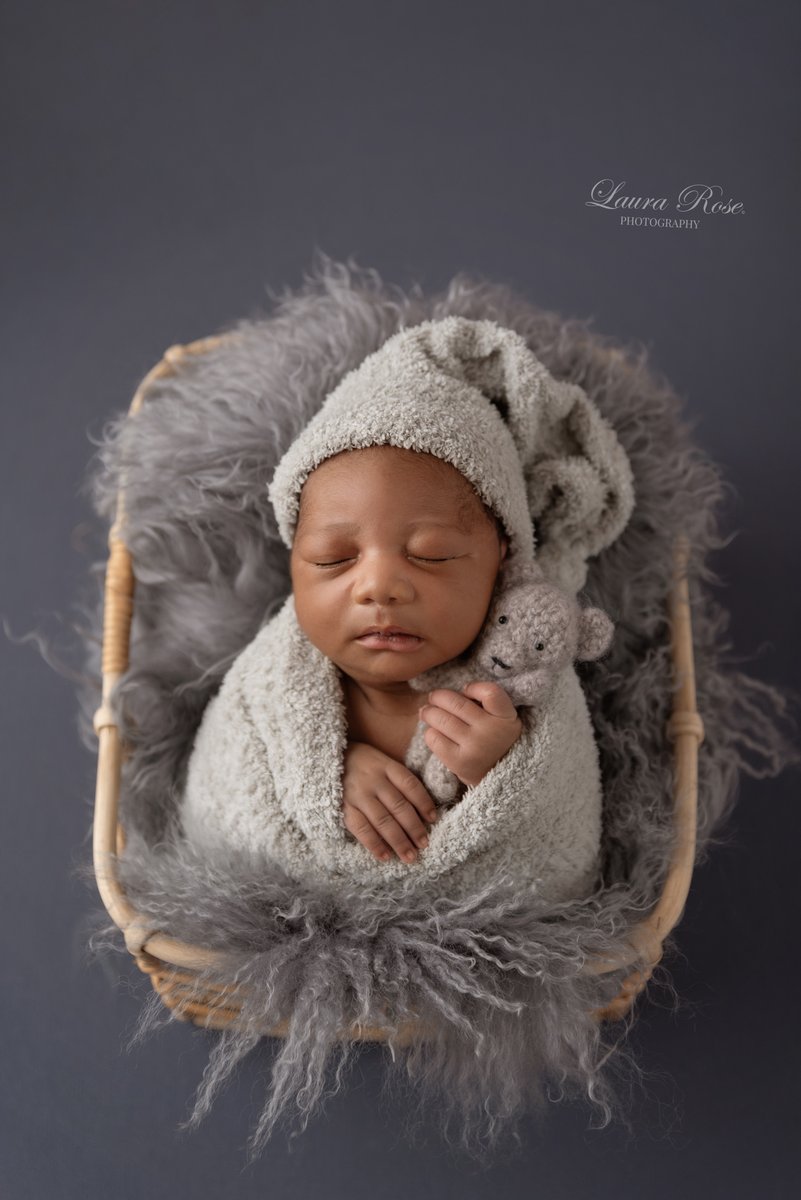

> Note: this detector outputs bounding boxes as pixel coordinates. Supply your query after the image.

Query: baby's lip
[357,625,420,637]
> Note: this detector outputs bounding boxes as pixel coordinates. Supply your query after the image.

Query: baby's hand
[341,741,438,865]
[418,682,523,789]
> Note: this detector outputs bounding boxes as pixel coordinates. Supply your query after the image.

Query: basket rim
[91,333,705,1031]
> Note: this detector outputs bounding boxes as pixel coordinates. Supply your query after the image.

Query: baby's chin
[347,647,468,688]
[337,641,454,675]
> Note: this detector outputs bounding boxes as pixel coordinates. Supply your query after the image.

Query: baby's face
[289,445,508,688]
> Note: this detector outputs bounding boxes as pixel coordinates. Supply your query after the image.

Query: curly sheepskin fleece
[179,592,603,903]
[67,253,797,1164]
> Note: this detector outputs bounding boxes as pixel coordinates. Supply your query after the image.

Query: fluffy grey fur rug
[68,252,796,1162]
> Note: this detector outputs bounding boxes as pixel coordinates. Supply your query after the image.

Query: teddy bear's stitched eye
[498,615,508,625]
[536,641,545,651]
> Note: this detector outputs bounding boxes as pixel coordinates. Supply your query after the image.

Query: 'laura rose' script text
[586,179,745,215]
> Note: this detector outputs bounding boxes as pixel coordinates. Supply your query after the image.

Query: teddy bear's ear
[576,607,615,661]
[498,556,547,589]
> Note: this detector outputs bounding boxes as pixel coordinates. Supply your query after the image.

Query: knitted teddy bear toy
[404,558,615,805]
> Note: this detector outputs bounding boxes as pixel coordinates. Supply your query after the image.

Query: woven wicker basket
[91,335,706,1038]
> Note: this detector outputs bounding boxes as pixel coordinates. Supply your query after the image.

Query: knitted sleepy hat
[268,316,635,592]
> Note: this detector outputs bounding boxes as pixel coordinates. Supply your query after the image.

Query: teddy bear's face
[407,557,613,708]
[476,583,577,682]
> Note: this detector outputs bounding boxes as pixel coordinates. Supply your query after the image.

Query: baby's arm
[341,742,439,864]
[418,681,523,789]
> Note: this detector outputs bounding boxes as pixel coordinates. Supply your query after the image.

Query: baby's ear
[576,607,615,661]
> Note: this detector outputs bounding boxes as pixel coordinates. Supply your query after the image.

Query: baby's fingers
[344,783,430,864]
[342,802,395,862]
[461,680,518,719]
[385,759,439,826]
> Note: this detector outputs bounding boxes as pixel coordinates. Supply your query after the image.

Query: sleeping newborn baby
[178,317,635,905]
[291,444,524,865]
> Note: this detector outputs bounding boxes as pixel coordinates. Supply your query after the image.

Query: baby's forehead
[295,446,489,532]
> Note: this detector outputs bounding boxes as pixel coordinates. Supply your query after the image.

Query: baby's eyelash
[312,556,453,568]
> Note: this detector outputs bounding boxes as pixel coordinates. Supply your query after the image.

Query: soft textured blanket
[179,592,604,905]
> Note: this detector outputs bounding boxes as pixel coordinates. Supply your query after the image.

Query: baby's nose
[352,559,415,605]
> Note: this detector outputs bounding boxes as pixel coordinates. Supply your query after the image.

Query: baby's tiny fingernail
[427,811,438,823]
[418,835,429,849]
[379,851,391,861]
[403,850,417,863]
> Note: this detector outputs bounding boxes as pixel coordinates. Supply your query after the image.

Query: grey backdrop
[2,1,799,1197]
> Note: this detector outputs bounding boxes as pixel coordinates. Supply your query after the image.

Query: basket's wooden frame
[91,336,705,1035]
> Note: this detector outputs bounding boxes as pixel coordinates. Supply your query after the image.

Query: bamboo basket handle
[91,335,705,1008]
[588,532,705,1019]
[92,336,235,967]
